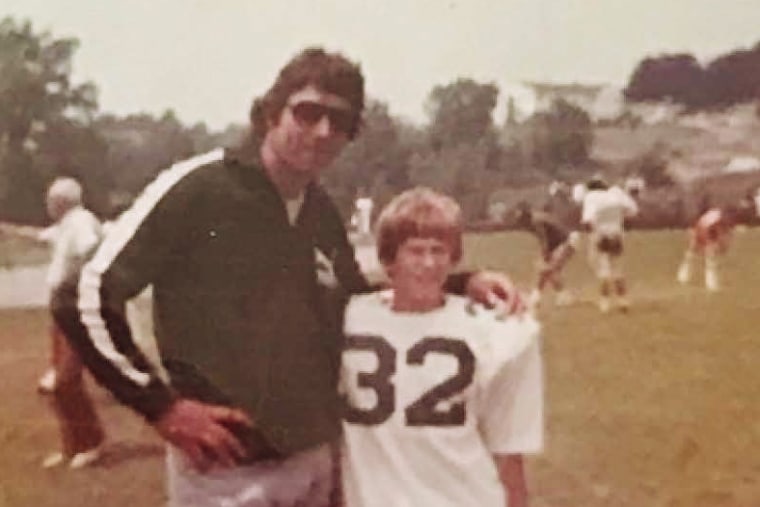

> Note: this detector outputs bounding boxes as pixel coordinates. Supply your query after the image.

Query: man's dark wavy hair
[250,47,365,139]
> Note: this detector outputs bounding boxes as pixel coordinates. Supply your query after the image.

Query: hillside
[591,104,760,183]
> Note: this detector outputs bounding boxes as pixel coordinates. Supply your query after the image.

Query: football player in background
[511,201,578,310]
[677,206,736,291]
[580,177,639,313]
[341,187,544,507]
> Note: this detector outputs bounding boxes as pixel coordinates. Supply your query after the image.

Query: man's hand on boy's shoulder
[465,271,526,316]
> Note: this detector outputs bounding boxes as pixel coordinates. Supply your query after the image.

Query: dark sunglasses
[288,101,355,135]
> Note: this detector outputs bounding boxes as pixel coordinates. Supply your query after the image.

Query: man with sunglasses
[56,47,522,507]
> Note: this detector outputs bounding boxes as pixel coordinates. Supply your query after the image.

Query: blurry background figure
[510,202,578,311]
[548,180,568,198]
[581,176,639,313]
[487,200,508,223]
[571,182,588,205]
[351,189,374,238]
[624,176,646,199]
[0,177,105,468]
[677,207,736,291]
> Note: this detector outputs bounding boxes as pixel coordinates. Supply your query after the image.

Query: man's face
[266,84,354,176]
[386,236,453,310]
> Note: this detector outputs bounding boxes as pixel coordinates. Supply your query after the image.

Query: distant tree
[624,53,704,106]
[498,137,534,185]
[407,140,497,221]
[323,100,413,217]
[33,119,110,213]
[624,143,674,188]
[625,43,760,109]
[702,45,760,107]
[0,17,101,222]
[425,78,499,147]
[94,110,202,202]
[526,98,593,176]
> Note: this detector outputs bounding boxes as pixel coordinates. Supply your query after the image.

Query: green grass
[464,227,760,507]
[1,228,759,506]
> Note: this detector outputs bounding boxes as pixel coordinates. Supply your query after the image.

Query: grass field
[1,228,759,506]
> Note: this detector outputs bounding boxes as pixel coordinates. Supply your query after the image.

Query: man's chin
[293,156,333,174]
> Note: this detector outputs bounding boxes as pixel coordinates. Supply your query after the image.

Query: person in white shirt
[580,177,639,312]
[341,187,544,507]
[1,177,105,468]
[351,193,374,237]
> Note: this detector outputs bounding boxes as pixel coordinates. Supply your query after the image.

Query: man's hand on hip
[154,398,253,472]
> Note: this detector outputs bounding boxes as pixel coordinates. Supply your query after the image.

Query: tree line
[1,16,758,224]
[624,42,760,109]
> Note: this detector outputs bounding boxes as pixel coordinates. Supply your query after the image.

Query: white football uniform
[581,187,638,279]
[341,292,544,507]
[581,186,637,237]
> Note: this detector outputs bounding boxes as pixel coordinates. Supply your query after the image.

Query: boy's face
[386,236,454,310]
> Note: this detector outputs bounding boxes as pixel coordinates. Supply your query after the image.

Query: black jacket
[62,148,369,457]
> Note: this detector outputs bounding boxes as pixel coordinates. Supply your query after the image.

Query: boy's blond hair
[375,187,463,265]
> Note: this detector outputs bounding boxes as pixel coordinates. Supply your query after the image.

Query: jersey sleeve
[478,319,544,455]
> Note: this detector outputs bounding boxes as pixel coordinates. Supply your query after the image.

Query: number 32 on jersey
[342,334,475,427]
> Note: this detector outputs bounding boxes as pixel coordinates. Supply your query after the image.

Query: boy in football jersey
[341,187,544,507]
[676,206,736,291]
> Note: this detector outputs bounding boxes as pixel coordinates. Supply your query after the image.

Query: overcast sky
[4,0,759,129]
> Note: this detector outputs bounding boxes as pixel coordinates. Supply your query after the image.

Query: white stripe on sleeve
[77,149,224,386]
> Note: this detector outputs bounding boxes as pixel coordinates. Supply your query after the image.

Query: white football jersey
[581,186,638,236]
[341,292,544,507]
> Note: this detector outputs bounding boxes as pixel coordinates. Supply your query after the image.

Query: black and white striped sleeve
[68,149,224,421]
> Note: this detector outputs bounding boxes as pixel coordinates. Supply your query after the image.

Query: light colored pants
[166,443,336,507]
